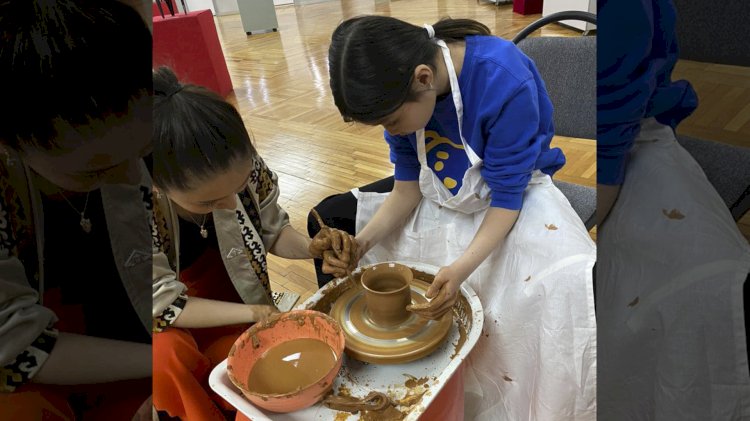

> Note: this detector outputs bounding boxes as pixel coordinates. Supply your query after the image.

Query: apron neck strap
[434,39,481,165]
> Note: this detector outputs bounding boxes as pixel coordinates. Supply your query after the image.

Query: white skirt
[355,171,597,420]
[597,118,750,420]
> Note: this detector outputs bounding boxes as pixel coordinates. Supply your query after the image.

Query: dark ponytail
[432,18,492,42]
[328,16,490,124]
[152,66,256,192]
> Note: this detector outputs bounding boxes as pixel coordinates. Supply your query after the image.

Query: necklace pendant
[200,226,208,239]
[80,216,92,233]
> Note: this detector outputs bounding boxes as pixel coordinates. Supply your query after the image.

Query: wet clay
[323,391,392,413]
[396,391,426,407]
[323,391,406,421]
[334,412,351,421]
[247,338,337,395]
[449,293,471,359]
[362,264,413,327]
[361,405,406,421]
[315,265,474,366]
[403,375,430,389]
[330,277,452,364]
[367,278,407,292]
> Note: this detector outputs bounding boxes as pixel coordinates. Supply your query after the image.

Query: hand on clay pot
[406,265,464,320]
[309,209,359,278]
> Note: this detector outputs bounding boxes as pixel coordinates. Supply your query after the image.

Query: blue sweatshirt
[597,0,698,185]
[385,35,565,210]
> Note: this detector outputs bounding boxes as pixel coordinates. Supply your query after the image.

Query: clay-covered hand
[406,265,464,320]
[309,209,359,278]
[249,304,280,322]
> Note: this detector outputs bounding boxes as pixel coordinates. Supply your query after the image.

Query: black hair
[152,66,257,192]
[0,0,152,151]
[328,16,491,124]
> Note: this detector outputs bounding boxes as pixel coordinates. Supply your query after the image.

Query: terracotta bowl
[227,310,345,413]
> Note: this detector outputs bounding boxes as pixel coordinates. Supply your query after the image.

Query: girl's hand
[407,264,468,320]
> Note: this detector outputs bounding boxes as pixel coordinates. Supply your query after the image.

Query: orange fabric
[153,245,250,420]
[0,287,150,420]
[420,364,464,421]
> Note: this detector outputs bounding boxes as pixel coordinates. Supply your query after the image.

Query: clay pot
[361,262,413,327]
[227,310,345,413]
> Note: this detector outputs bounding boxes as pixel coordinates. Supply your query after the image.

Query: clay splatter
[662,209,685,220]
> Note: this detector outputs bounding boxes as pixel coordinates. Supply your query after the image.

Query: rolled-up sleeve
[482,78,554,210]
[152,251,188,333]
[0,257,58,392]
[253,157,290,249]
[597,0,655,185]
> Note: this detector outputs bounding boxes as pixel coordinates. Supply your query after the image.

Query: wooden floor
[673,60,750,148]
[672,61,750,240]
[211,0,748,304]
[213,0,593,304]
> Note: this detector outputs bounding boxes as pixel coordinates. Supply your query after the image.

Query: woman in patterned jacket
[0,0,153,419]
[151,67,351,420]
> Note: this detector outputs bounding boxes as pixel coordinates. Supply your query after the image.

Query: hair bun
[153,66,182,97]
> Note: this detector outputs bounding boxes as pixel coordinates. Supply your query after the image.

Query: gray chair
[669,1,750,222]
[514,12,598,229]
[676,135,750,221]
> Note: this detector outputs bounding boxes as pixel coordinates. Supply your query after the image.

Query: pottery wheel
[329,278,452,364]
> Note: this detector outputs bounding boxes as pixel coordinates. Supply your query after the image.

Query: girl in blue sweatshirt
[315,16,597,420]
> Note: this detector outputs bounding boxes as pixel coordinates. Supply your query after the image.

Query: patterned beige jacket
[152,155,290,332]
[0,151,152,392]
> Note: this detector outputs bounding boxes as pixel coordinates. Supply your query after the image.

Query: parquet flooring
[213,1,590,303]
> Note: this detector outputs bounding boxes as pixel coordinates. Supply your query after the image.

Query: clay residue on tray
[396,390,426,407]
[308,275,358,313]
[323,391,392,413]
[334,412,351,421]
[361,405,406,421]
[450,293,471,359]
[403,374,429,389]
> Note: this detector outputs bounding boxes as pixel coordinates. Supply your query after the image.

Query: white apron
[597,118,750,420]
[354,40,597,421]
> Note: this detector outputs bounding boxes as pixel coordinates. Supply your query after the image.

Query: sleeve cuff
[153,293,188,333]
[393,165,420,181]
[490,191,523,210]
[1,328,58,392]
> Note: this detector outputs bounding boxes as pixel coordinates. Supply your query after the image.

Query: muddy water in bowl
[247,338,337,395]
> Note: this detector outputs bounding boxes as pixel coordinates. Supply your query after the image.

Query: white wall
[214,0,239,15]
[184,0,215,14]
[184,0,290,16]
